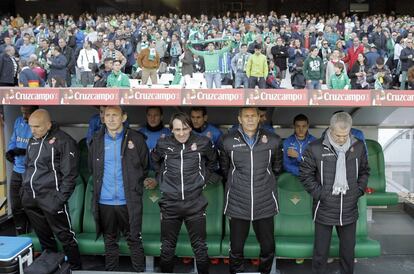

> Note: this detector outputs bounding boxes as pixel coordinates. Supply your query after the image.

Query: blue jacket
[99,129,126,205]
[283,133,316,176]
[7,117,32,174]
[138,125,171,152]
[193,123,222,147]
[18,67,45,87]
[48,54,67,81]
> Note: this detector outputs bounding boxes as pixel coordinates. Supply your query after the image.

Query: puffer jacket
[299,134,370,226]
[151,133,217,201]
[22,123,79,213]
[219,128,283,221]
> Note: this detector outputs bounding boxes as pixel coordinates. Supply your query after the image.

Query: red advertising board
[308,89,371,106]
[0,88,60,105]
[371,90,414,106]
[244,89,308,106]
[59,88,119,105]
[120,88,181,105]
[181,89,244,106]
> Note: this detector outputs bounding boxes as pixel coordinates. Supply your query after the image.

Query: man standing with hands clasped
[89,106,149,272]
[299,112,370,274]
[219,107,283,274]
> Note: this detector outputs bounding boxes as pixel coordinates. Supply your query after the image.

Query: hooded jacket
[299,134,370,226]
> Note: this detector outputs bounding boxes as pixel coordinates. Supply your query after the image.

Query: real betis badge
[128,140,135,149]
[191,143,197,151]
[262,135,268,144]
[49,137,56,144]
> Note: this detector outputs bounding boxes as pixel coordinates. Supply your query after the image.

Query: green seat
[24,177,85,252]
[277,173,380,258]
[78,138,90,184]
[366,139,398,206]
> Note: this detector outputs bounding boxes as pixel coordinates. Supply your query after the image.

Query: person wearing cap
[365,44,380,68]
[246,43,268,88]
[136,39,160,85]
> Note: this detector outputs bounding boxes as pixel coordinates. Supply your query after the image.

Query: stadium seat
[23,176,85,252]
[365,139,398,206]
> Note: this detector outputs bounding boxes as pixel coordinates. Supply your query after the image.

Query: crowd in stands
[1,11,414,89]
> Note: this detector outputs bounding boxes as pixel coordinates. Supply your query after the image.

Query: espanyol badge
[160,134,166,139]
[206,131,212,139]
[49,137,56,144]
[350,147,354,153]
[191,143,197,151]
[128,140,135,149]
[262,135,268,144]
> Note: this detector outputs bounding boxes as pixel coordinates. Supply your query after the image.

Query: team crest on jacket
[262,135,268,144]
[350,147,354,153]
[128,140,135,149]
[191,143,197,151]
[49,137,56,144]
[160,134,166,139]
[206,131,212,139]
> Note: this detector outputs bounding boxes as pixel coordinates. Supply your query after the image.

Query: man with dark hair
[299,112,370,274]
[106,59,130,87]
[246,44,268,88]
[366,56,392,90]
[283,114,316,176]
[231,43,251,88]
[152,112,217,274]
[58,38,75,87]
[22,109,82,270]
[137,39,160,85]
[48,46,68,86]
[6,106,38,235]
[18,60,45,87]
[219,107,283,274]
[94,57,113,87]
[89,106,148,272]
[190,107,222,147]
[303,45,324,90]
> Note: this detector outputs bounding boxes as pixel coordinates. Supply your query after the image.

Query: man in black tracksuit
[89,106,149,272]
[299,112,370,274]
[152,112,217,274]
[218,107,283,274]
[21,109,82,270]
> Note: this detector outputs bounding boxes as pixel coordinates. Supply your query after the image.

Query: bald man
[21,109,82,270]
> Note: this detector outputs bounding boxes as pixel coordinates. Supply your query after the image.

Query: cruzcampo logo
[290,194,301,205]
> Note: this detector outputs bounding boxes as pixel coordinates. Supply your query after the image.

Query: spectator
[271,37,289,79]
[367,57,393,90]
[231,43,251,88]
[407,66,414,90]
[18,60,44,87]
[342,37,364,73]
[188,40,232,88]
[181,45,195,87]
[168,33,182,67]
[318,40,332,66]
[0,36,16,55]
[102,40,126,68]
[77,40,99,87]
[193,54,205,73]
[18,35,36,62]
[349,53,369,89]
[47,46,68,86]
[106,59,130,87]
[328,62,350,90]
[94,57,113,87]
[325,49,345,84]
[58,38,75,87]
[137,40,160,85]
[266,60,282,89]
[291,59,306,89]
[399,38,414,90]
[246,44,268,89]
[0,46,18,86]
[288,39,307,71]
[371,26,387,57]
[303,46,324,90]
[365,44,381,68]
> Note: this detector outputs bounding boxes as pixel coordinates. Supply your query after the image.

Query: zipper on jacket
[266,149,271,175]
[340,193,343,226]
[272,191,279,213]
[356,158,359,180]
[198,152,205,182]
[29,133,48,198]
[163,155,168,176]
[180,144,185,200]
[224,150,235,214]
[250,149,254,221]
[114,138,118,203]
[313,160,324,222]
[51,147,59,191]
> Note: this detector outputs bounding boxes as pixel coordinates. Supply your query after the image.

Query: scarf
[148,48,156,61]
[327,129,351,195]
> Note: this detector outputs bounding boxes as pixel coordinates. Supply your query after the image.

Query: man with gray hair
[299,112,370,274]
